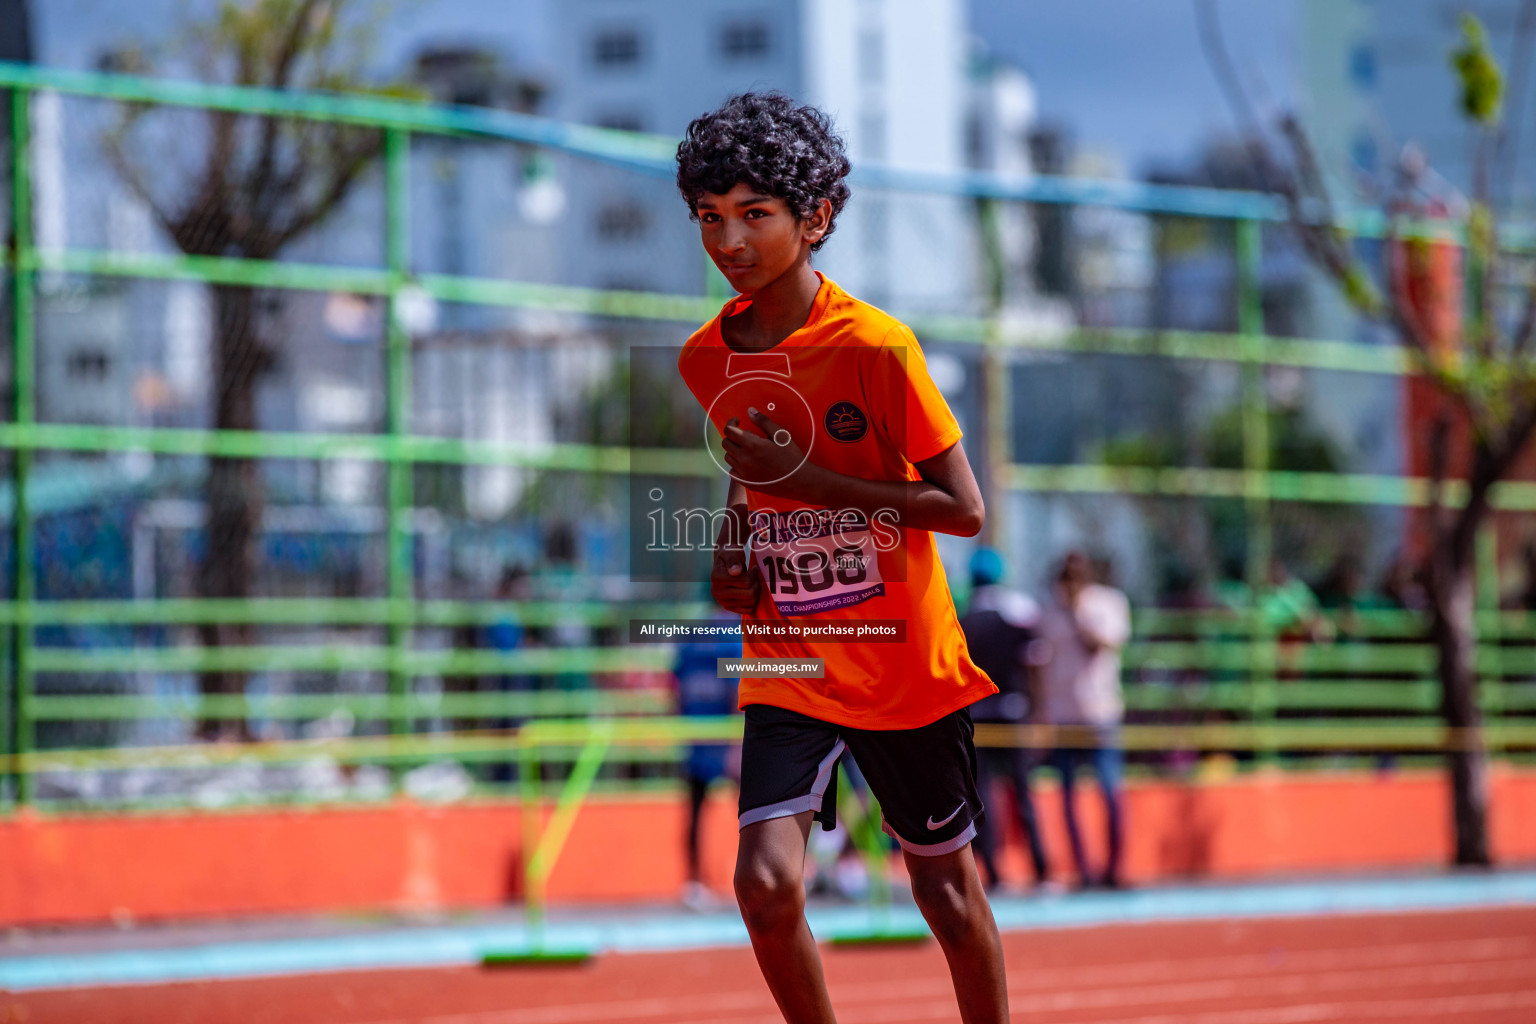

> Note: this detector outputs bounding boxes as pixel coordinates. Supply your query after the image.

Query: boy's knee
[734,859,804,932]
[910,866,985,945]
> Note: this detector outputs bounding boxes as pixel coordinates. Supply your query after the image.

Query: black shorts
[737,703,984,857]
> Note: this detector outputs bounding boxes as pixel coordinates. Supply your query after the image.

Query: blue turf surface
[2,871,1534,992]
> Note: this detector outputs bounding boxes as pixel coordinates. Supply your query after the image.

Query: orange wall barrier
[2,767,1535,927]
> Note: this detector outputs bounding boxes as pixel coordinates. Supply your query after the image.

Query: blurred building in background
[1303,0,1536,212]
[552,0,983,314]
[19,0,1068,585]
[1297,0,1536,570]
[2,0,1534,836]
[1024,0,1536,601]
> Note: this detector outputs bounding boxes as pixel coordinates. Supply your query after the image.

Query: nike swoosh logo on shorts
[926,803,964,831]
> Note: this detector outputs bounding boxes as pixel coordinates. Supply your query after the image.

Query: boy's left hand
[722,407,815,501]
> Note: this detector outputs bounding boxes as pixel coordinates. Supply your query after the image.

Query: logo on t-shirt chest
[824,401,869,443]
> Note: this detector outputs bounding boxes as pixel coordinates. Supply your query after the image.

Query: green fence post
[384,127,413,746]
[977,197,1010,552]
[1235,218,1277,764]
[8,87,34,805]
[4,61,1536,806]
[510,719,609,962]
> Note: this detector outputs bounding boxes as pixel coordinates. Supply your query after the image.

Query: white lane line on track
[732,984,1536,1024]
[826,934,1534,1005]
[357,988,777,1024]
[592,986,1536,1024]
[355,952,1536,1024]
[1040,987,1536,1024]
[832,959,1536,1024]
[1008,934,1533,990]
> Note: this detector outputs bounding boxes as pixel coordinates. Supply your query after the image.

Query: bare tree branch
[270,0,324,88]
[1473,236,1497,366]
[1514,275,1536,360]
[1235,111,1377,325]
[1467,126,1500,367]
[1195,0,1291,200]
[1496,391,1536,474]
[94,0,398,743]
[1277,116,1331,219]
[269,129,381,250]
[173,106,240,254]
[249,0,324,229]
[100,126,180,241]
[1427,413,1450,562]
[1198,1,1516,870]
[1196,0,1500,446]
[1382,213,1444,365]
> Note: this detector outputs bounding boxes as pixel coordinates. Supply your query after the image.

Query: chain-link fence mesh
[1,61,1533,812]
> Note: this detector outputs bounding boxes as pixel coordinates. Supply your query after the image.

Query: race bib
[749,508,885,616]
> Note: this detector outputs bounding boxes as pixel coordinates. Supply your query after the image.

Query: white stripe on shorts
[738,737,847,829]
[883,819,978,857]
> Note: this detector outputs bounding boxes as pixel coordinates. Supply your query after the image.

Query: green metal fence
[1,62,1535,812]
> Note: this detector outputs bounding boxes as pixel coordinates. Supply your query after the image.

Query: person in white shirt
[1034,551,1131,889]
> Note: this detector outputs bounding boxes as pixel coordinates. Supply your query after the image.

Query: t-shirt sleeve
[871,324,963,465]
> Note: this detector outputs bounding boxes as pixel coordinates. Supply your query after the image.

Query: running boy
[675,93,1009,1024]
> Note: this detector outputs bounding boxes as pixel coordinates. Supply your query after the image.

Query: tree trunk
[195,284,263,741]
[1431,522,1492,867]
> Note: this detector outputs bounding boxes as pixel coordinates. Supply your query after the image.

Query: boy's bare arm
[711,477,761,614]
[721,409,985,537]
[723,476,749,532]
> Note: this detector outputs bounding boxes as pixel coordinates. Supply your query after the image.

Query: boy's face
[695,182,828,295]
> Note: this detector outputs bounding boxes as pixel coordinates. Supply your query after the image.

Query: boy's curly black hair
[675,92,852,252]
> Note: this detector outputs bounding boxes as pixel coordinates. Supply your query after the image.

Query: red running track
[8,906,1536,1024]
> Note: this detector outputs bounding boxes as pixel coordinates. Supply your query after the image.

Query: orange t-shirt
[677,274,996,730]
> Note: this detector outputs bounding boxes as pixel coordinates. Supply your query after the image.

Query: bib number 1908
[752,513,884,615]
[762,545,867,595]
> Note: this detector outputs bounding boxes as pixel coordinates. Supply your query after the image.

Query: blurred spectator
[1261,559,1332,644]
[1365,555,1432,773]
[1149,556,1217,775]
[1036,551,1132,890]
[1504,542,1536,612]
[805,756,881,902]
[673,612,741,910]
[1318,554,1373,641]
[543,522,592,692]
[1380,557,1431,614]
[485,565,535,783]
[959,547,1052,892]
[1215,558,1329,638]
[1221,558,1332,683]
[486,565,536,698]
[486,565,532,655]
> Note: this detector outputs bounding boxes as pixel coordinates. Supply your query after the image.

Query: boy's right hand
[712,543,762,615]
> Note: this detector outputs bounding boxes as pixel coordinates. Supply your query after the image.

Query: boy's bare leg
[735,812,837,1024]
[905,843,1009,1024]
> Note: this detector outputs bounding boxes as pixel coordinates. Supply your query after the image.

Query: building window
[1350,130,1378,173]
[1349,44,1376,90]
[596,203,649,240]
[595,111,645,132]
[721,20,770,59]
[858,28,883,84]
[860,110,886,162]
[592,29,642,68]
[67,350,111,380]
